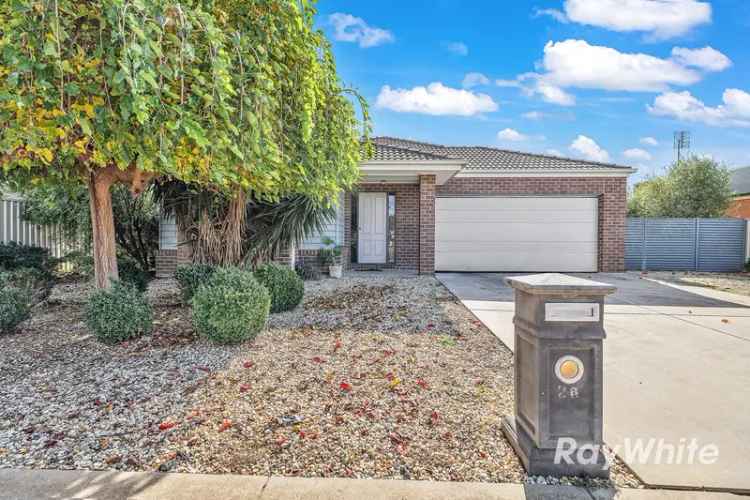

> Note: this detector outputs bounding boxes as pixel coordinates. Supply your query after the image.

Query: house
[156,137,635,276]
[727,166,750,219]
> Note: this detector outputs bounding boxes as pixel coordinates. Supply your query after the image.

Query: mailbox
[502,273,616,478]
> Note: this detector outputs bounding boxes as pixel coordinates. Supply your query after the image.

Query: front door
[358,192,387,264]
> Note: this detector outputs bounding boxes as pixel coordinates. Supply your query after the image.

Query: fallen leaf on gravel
[243,361,254,368]
[311,356,325,364]
[159,421,176,431]
[430,410,440,426]
[218,419,232,432]
[333,339,342,352]
[196,366,210,373]
[339,381,352,392]
[416,379,429,390]
[239,384,251,393]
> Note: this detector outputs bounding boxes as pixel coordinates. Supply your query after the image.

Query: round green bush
[192,267,270,344]
[0,267,54,305]
[85,281,153,344]
[175,263,216,302]
[117,257,152,292]
[254,263,304,313]
[0,287,32,334]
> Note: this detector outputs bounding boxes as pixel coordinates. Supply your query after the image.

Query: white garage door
[435,196,598,272]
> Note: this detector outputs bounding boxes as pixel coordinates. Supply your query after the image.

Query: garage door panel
[435,196,598,272]
[436,222,597,242]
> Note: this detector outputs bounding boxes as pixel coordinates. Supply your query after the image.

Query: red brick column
[419,175,436,274]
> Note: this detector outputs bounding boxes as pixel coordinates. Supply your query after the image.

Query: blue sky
[316,0,750,182]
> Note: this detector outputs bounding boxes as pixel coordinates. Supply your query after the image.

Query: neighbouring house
[727,166,750,219]
[156,137,635,276]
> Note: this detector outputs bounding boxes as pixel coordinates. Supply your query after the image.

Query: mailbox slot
[545,303,600,322]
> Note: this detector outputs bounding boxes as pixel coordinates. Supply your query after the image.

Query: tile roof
[730,166,750,195]
[366,143,454,162]
[368,136,634,171]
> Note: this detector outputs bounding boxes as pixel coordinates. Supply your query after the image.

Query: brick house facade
[155,137,633,276]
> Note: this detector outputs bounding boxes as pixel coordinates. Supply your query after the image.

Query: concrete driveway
[437,272,750,492]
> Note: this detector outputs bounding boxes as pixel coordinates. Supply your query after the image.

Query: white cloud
[522,111,545,120]
[546,149,563,156]
[328,13,394,48]
[498,128,529,142]
[562,0,712,39]
[376,82,498,116]
[541,39,700,92]
[534,8,569,23]
[648,89,750,127]
[623,148,653,161]
[495,79,522,88]
[462,72,490,88]
[569,135,610,162]
[640,136,659,146]
[444,41,468,56]
[671,46,731,72]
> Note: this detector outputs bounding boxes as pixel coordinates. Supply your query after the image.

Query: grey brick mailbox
[502,273,616,478]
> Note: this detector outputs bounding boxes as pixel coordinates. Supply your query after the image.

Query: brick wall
[154,246,191,278]
[437,176,628,272]
[419,175,436,274]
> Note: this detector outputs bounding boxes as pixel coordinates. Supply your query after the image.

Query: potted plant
[319,237,343,278]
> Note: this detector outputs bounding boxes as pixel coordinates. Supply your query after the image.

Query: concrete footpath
[0,469,743,500]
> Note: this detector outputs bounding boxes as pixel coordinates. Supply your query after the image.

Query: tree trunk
[88,171,118,289]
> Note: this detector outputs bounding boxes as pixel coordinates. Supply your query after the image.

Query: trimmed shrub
[0,267,54,305]
[295,262,320,281]
[0,287,32,334]
[255,263,304,313]
[118,257,152,292]
[85,281,153,344]
[175,264,216,302]
[192,268,270,344]
[0,242,53,273]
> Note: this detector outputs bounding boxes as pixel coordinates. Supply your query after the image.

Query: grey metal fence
[1,194,76,259]
[626,217,748,272]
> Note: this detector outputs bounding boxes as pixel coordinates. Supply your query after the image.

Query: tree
[628,157,732,218]
[1,0,367,288]
[21,183,159,272]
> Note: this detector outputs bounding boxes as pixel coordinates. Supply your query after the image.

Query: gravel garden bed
[0,272,640,488]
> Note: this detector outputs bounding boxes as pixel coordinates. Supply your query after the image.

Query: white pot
[329,264,343,279]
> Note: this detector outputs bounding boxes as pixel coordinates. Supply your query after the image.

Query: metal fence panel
[696,218,747,272]
[1,196,75,259]
[625,218,645,271]
[625,217,748,272]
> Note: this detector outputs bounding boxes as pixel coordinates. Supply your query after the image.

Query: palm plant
[153,180,337,268]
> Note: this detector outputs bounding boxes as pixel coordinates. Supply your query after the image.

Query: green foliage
[295,262,321,281]
[0,287,32,334]
[21,184,160,272]
[0,0,367,200]
[192,268,270,344]
[175,264,216,302]
[254,263,304,313]
[628,157,733,217]
[318,237,342,266]
[745,259,750,273]
[117,256,152,292]
[0,242,54,273]
[0,267,54,305]
[85,281,153,344]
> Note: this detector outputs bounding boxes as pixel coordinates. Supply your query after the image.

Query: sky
[315,0,750,182]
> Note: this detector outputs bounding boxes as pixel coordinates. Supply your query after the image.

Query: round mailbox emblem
[554,355,584,385]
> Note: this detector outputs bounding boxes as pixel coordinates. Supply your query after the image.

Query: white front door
[358,192,387,264]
